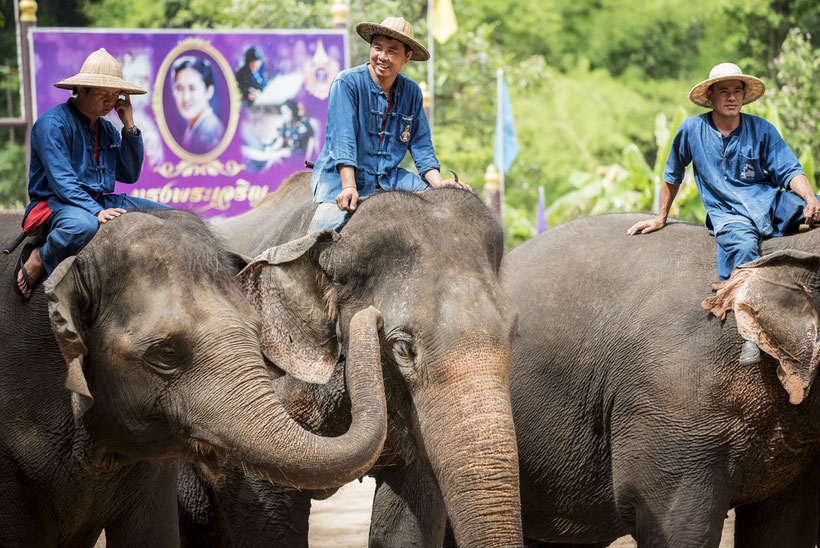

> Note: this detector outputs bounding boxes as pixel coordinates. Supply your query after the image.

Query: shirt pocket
[394,113,413,148]
[736,152,766,185]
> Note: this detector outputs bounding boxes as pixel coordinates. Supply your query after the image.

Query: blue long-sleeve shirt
[664,113,804,236]
[310,63,440,203]
[25,98,143,219]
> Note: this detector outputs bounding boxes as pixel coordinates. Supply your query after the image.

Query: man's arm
[114,94,144,183]
[626,180,681,235]
[34,118,104,215]
[788,174,820,224]
[335,166,358,212]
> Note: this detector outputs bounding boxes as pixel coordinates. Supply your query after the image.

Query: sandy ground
[308,477,736,547]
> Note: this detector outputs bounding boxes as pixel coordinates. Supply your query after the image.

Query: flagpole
[496,67,504,204]
[427,0,435,136]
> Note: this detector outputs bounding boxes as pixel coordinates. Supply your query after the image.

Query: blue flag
[494,76,519,174]
[536,186,548,233]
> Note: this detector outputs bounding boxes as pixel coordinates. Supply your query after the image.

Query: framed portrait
[153,38,240,162]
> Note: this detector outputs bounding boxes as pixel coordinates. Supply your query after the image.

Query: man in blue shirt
[16,48,168,299]
[627,62,819,365]
[308,16,470,232]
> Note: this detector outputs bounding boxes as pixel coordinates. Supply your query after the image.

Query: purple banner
[30,29,347,220]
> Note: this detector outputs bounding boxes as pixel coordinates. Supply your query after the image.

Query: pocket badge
[400,125,411,143]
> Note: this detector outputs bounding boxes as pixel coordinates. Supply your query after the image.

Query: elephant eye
[145,341,184,372]
[389,336,417,371]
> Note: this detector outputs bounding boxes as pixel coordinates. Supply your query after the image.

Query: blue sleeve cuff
[334,159,359,171]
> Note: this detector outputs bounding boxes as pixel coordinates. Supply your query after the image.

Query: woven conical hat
[54,49,147,95]
[355,17,429,62]
[688,63,765,108]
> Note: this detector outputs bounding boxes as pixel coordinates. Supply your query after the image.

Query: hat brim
[688,74,764,108]
[54,73,147,95]
[355,22,430,62]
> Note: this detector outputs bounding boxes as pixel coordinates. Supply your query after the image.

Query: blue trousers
[715,191,816,280]
[307,202,352,233]
[40,194,170,274]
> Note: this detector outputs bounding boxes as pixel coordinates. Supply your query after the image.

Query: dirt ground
[308,477,737,547]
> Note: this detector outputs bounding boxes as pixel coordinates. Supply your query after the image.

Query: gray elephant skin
[503,213,820,546]
[183,171,523,547]
[0,209,388,546]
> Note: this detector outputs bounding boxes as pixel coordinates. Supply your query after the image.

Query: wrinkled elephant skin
[504,214,820,546]
[183,171,523,547]
[0,210,387,546]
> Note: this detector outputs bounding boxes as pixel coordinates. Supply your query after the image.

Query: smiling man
[307,16,471,232]
[627,62,819,365]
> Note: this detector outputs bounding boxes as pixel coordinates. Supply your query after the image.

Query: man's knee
[308,202,349,233]
[51,211,99,248]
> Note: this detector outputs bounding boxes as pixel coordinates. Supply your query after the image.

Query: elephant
[180,171,523,547]
[0,208,388,546]
[501,213,820,546]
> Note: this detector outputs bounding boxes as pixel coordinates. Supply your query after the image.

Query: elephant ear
[702,250,820,405]
[43,256,94,426]
[235,230,339,384]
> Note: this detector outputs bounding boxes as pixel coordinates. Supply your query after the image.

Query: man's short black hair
[370,34,410,56]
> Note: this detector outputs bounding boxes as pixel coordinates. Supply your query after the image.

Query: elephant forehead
[386,272,511,320]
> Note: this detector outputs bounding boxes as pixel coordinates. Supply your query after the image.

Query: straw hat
[688,63,765,108]
[54,49,147,95]
[355,17,430,62]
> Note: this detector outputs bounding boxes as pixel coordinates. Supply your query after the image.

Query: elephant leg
[523,542,607,548]
[178,463,232,548]
[628,481,726,548]
[105,465,179,548]
[219,475,311,548]
[369,459,447,548]
[734,466,819,548]
[0,472,54,545]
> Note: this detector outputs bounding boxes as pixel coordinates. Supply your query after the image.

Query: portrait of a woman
[171,56,225,154]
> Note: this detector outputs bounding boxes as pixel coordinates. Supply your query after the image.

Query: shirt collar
[706,111,743,138]
[66,97,94,129]
[364,63,403,100]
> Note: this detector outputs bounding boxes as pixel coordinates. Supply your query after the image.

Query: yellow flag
[433,0,458,44]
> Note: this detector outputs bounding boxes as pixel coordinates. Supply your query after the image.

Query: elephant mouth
[184,437,272,483]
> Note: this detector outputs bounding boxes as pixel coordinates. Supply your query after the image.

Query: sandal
[14,243,40,299]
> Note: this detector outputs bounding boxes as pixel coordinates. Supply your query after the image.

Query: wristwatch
[124,126,140,136]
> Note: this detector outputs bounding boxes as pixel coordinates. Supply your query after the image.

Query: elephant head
[42,210,387,489]
[236,189,522,546]
[702,249,820,406]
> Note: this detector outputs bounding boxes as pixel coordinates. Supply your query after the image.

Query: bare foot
[17,247,45,299]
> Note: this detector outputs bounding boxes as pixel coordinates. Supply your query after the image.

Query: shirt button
[724,175,728,180]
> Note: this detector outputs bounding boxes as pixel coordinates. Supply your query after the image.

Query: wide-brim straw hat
[689,62,765,108]
[54,48,147,95]
[355,17,430,62]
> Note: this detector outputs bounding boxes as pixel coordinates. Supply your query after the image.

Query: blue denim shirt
[310,63,440,203]
[25,98,143,219]
[664,113,804,236]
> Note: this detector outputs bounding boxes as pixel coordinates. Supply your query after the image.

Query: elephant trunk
[192,307,387,490]
[416,344,522,547]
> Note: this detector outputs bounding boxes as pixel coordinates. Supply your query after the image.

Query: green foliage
[0,141,26,209]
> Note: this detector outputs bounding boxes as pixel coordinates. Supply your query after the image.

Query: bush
[0,141,27,210]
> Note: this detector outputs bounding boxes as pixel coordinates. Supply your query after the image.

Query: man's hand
[114,95,135,129]
[803,197,820,224]
[433,177,474,193]
[336,187,359,212]
[97,208,126,224]
[627,217,666,235]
